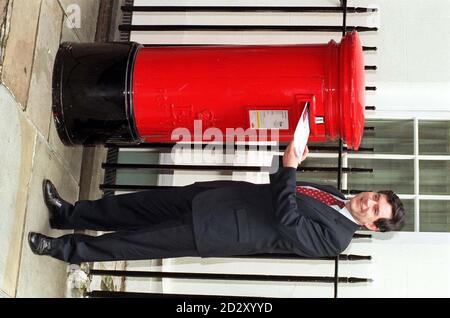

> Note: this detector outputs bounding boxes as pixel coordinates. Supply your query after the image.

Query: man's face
[345,192,393,231]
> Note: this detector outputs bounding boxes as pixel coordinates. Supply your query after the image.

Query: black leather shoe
[43,179,67,228]
[28,232,53,256]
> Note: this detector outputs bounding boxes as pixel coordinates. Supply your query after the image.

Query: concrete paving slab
[1,0,42,109]
[0,0,104,298]
[0,0,13,70]
[58,0,100,42]
[26,0,63,139]
[0,85,36,297]
[48,117,83,185]
[16,135,79,298]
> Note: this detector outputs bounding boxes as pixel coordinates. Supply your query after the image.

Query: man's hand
[282,141,309,168]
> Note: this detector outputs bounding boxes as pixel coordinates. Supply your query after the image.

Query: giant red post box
[52,31,365,149]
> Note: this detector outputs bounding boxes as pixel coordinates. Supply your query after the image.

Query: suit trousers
[50,185,208,264]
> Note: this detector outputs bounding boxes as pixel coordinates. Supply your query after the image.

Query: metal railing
[88,0,378,298]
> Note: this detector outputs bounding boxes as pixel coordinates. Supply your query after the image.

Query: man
[28,141,405,264]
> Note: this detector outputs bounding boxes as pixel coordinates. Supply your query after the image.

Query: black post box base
[52,41,143,146]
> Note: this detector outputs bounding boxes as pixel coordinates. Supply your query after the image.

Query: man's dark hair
[373,190,406,232]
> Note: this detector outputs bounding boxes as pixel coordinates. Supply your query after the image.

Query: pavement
[0,0,106,298]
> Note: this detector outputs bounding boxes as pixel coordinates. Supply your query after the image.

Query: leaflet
[293,104,310,158]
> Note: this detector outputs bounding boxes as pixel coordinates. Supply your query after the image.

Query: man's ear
[364,223,380,232]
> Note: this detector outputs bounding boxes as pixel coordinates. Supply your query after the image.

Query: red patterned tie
[296,186,345,208]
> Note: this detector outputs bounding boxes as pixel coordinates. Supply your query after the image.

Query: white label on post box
[249,110,289,129]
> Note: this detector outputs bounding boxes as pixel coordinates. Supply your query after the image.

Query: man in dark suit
[28,141,405,264]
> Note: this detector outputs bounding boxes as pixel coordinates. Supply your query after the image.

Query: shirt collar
[338,205,359,225]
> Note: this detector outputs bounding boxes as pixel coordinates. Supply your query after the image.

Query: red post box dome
[339,31,365,150]
[52,32,365,149]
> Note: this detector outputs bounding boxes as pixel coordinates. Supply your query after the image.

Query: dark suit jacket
[191,164,360,258]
